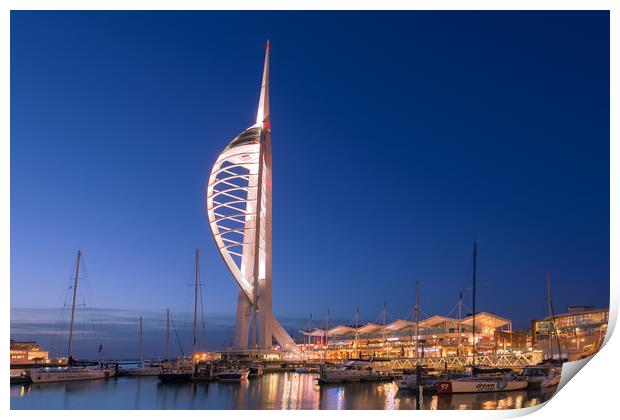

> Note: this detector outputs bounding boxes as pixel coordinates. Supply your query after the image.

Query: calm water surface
[11,373,556,410]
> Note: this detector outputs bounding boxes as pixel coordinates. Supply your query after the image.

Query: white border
[3,2,616,420]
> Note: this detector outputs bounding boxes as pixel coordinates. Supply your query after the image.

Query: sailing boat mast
[67,250,82,360]
[193,248,199,356]
[546,273,562,360]
[166,308,170,360]
[139,315,144,362]
[546,273,553,359]
[415,280,420,361]
[472,241,478,366]
[354,307,359,348]
[201,285,207,353]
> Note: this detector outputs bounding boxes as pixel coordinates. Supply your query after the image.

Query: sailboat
[121,316,160,376]
[159,249,215,382]
[28,251,117,384]
[522,273,562,388]
[436,242,527,394]
[158,308,193,383]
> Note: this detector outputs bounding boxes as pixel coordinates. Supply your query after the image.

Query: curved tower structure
[206,42,297,352]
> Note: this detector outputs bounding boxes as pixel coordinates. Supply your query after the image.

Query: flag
[98,344,103,353]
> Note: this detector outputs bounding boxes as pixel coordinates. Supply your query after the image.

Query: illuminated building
[206,42,297,352]
[10,340,49,365]
[531,306,608,359]
[299,311,519,360]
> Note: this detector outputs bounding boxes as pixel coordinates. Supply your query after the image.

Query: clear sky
[10,11,609,358]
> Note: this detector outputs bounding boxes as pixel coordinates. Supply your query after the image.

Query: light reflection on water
[10,373,556,410]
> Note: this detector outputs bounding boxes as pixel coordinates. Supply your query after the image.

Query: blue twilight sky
[10,11,609,358]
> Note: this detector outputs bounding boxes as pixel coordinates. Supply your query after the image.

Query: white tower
[206,42,297,352]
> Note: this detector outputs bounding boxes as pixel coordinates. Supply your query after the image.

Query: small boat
[191,360,217,381]
[318,360,393,384]
[395,368,439,392]
[522,365,561,388]
[28,365,116,384]
[248,364,263,377]
[122,362,160,377]
[218,367,250,382]
[121,316,160,376]
[158,360,193,383]
[11,370,31,384]
[436,372,528,394]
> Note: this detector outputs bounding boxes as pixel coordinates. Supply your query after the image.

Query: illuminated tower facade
[206,42,297,352]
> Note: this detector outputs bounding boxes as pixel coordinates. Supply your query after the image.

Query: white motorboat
[318,360,393,383]
[522,365,561,388]
[436,373,528,394]
[28,366,116,384]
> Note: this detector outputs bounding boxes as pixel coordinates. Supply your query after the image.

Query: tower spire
[256,40,270,128]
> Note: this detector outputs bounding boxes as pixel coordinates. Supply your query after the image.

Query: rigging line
[85,296,106,358]
[51,259,79,355]
[548,292,562,358]
[52,281,73,357]
[78,262,103,359]
[170,314,185,357]
[199,280,207,352]
[83,298,103,359]
[420,308,431,320]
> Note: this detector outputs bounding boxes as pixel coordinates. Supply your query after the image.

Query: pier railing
[377,352,543,369]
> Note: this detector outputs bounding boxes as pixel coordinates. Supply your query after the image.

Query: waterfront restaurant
[531,306,609,360]
[10,340,49,365]
[297,312,517,360]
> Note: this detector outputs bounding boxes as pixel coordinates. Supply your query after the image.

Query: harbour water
[10,372,557,410]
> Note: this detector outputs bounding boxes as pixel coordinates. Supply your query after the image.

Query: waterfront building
[531,306,608,360]
[206,42,297,353]
[10,340,49,365]
[298,311,521,360]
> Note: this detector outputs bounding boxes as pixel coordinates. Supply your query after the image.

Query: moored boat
[122,362,160,377]
[318,360,393,384]
[395,368,439,392]
[28,366,116,384]
[191,360,217,381]
[248,364,263,377]
[436,373,528,394]
[158,359,194,383]
[10,369,31,384]
[522,365,561,388]
[29,251,116,384]
[218,367,250,382]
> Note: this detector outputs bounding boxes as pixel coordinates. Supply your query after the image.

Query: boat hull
[319,371,393,384]
[248,366,263,377]
[123,367,160,376]
[218,370,250,382]
[158,373,192,383]
[396,374,438,392]
[437,379,528,394]
[29,369,115,384]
